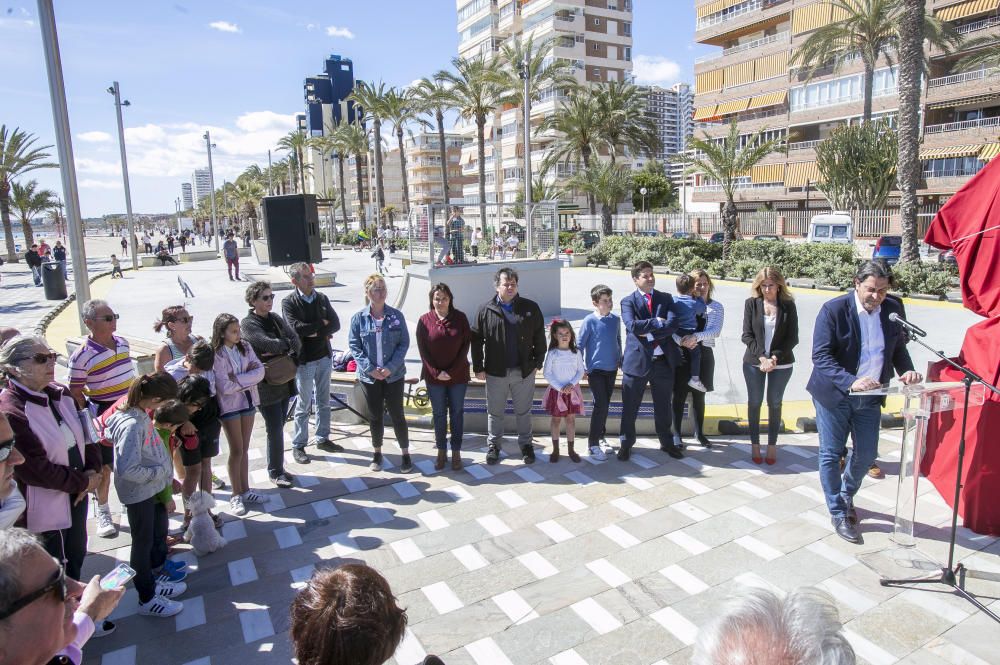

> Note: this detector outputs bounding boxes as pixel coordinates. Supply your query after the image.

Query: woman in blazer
[741,266,798,465]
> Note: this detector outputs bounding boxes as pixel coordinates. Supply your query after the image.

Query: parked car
[708,232,725,244]
[753,234,783,242]
[578,230,601,249]
[808,212,853,244]
[671,232,699,240]
[938,249,958,267]
[636,230,658,237]
[872,234,901,265]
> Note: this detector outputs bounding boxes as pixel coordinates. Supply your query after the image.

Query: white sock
[98,503,111,514]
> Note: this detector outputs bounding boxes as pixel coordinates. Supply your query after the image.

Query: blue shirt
[578,312,622,372]
[672,295,706,332]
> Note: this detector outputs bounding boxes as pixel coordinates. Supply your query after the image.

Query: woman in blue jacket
[349,274,411,473]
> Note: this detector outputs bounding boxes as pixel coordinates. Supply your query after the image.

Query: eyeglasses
[173,316,193,324]
[259,294,274,301]
[369,288,387,294]
[94,314,120,322]
[30,352,59,364]
[0,565,66,621]
[0,437,14,463]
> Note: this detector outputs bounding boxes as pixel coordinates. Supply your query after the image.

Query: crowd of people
[0,252,920,663]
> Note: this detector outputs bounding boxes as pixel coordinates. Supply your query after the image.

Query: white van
[808,212,853,244]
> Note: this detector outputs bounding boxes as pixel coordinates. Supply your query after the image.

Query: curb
[35,267,129,338]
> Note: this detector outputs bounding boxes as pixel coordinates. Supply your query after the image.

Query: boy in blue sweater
[673,274,707,392]
[577,285,622,461]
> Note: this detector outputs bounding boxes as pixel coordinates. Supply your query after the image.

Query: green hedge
[586,237,957,294]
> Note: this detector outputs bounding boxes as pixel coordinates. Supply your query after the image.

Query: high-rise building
[691,0,1000,217]
[191,168,211,206]
[455,0,635,221]
[304,54,359,137]
[406,132,473,207]
[180,183,193,210]
[639,83,694,185]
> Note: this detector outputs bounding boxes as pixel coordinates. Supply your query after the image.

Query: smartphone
[100,563,136,590]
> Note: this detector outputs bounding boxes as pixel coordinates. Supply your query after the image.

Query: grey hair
[81,298,108,322]
[0,335,50,379]
[691,586,855,665]
[493,266,519,287]
[855,259,891,284]
[0,529,43,620]
[288,262,311,281]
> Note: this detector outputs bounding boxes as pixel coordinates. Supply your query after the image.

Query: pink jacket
[213,344,265,415]
[0,381,101,533]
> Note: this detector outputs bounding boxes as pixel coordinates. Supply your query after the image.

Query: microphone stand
[879,328,1000,623]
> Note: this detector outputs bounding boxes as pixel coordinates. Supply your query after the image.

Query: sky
[1,1,712,218]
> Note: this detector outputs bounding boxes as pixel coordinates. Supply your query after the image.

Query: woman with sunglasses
[153,305,199,373]
[240,281,301,488]
[0,336,102,584]
[0,412,26,529]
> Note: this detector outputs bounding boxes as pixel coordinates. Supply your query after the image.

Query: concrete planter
[569,253,589,267]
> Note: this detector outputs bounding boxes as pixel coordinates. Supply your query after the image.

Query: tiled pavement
[0,253,112,333]
[79,424,1000,665]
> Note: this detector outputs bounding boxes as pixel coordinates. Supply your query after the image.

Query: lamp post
[267,149,273,195]
[175,197,181,235]
[640,187,648,214]
[107,81,138,271]
[204,131,220,253]
[519,56,533,255]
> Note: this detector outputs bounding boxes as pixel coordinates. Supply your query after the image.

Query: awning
[920,144,983,160]
[696,68,724,93]
[927,92,1000,110]
[747,89,788,110]
[935,0,1000,22]
[696,0,744,19]
[716,97,751,115]
[459,150,473,166]
[693,104,718,121]
[725,59,756,87]
[981,142,1000,161]
[751,163,785,184]
[754,51,789,81]
[792,2,833,35]
[785,161,821,187]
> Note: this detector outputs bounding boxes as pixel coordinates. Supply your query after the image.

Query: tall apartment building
[455,0,634,220]
[691,0,1000,215]
[180,183,193,210]
[406,132,474,207]
[347,148,405,223]
[639,83,695,185]
[302,54,362,197]
[191,169,211,206]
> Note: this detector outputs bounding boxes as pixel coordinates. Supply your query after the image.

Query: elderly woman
[348,274,411,473]
[0,335,102,582]
[241,281,301,489]
[672,269,725,449]
[416,283,471,471]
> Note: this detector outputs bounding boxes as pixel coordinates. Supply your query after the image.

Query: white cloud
[78,131,113,143]
[78,179,121,190]
[235,111,297,133]
[632,55,682,86]
[76,157,121,176]
[325,25,354,39]
[306,23,317,31]
[208,21,241,33]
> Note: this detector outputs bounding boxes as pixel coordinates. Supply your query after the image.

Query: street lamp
[519,56,533,257]
[204,131,220,253]
[107,81,138,271]
[640,187,648,214]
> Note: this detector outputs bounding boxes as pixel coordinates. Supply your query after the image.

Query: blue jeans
[427,383,467,450]
[814,396,882,519]
[31,265,42,286]
[292,355,332,448]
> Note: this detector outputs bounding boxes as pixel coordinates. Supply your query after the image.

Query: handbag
[263,354,297,385]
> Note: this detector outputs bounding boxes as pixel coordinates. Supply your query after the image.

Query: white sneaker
[589,445,607,461]
[599,437,613,453]
[229,495,247,516]
[688,378,708,393]
[242,489,265,504]
[96,509,117,538]
[154,580,187,598]
[138,595,184,617]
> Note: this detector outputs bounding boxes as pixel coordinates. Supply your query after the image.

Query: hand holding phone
[100,563,136,590]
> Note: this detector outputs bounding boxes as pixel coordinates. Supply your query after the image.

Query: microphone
[888,312,927,338]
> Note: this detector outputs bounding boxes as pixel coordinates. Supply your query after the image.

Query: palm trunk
[722,197,738,269]
[601,203,612,236]
[373,120,385,225]
[862,59,875,124]
[436,109,449,206]
[354,155,366,228]
[581,146,597,216]
[397,128,410,215]
[338,155,349,233]
[1,192,18,262]
[21,219,35,247]
[897,0,925,263]
[477,115,487,232]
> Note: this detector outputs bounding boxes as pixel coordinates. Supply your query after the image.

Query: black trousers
[39,496,88,581]
[260,398,290,476]
[620,358,674,449]
[587,369,617,446]
[360,379,409,450]
[672,346,715,438]
[743,364,793,446]
[125,496,168,603]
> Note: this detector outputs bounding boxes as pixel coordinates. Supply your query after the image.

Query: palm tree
[413,76,455,206]
[896,0,925,263]
[349,80,390,224]
[232,179,265,238]
[538,93,602,214]
[10,180,58,247]
[1,126,57,262]
[380,86,427,216]
[790,0,960,123]
[337,121,371,228]
[564,161,633,236]
[593,80,661,165]
[684,121,783,265]
[955,37,1000,71]
[438,55,506,230]
[317,127,351,231]
[277,130,309,193]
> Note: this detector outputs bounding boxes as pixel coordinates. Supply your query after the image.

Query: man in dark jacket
[24,245,43,287]
[282,262,344,463]
[471,266,546,464]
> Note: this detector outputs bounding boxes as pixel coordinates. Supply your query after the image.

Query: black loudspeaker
[261,194,322,266]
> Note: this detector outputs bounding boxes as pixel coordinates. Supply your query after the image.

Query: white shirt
[374,316,385,368]
[854,291,884,381]
[542,348,585,390]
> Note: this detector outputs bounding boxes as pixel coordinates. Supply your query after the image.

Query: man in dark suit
[807,261,923,544]
[618,261,682,461]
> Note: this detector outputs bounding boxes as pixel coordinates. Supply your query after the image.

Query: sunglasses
[0,437,14,463]
[92,314,120,322]
[172,316,193,324]
[0,565,66,621]
[30,352,59,364]
[259,294,274,301]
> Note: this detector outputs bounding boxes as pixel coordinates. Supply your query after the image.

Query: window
[622,21,631,36]
[592,42,599,51]
[593,17,601,25]
[790,66,897,111]
[624,46,631,61]
[592,67,601,78]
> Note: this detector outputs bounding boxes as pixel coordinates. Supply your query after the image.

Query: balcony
[956,13,1000,36]
[695,30,790,65]
[924,115,1000,135]
[695,0,791,43]
[928,67,1000,89]
[787,139,821,151]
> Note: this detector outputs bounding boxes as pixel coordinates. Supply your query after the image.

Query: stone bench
[178,250,219,263]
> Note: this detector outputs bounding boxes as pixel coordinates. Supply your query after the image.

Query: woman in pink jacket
[211,314,265,517]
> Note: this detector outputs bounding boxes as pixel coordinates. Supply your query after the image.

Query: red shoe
[751,444,763,465]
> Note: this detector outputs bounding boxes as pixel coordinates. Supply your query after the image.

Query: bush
[891,261,956,296]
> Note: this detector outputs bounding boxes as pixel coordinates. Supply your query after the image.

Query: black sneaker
[521,447,536,464]
[316,439,345,453]
[292,448,310,464]
[370,451,383,472]
[270,472,294,488]
[93,620,116,638]
[485,446,500,465]
[616,446,631,461]
[400,453,413,473]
